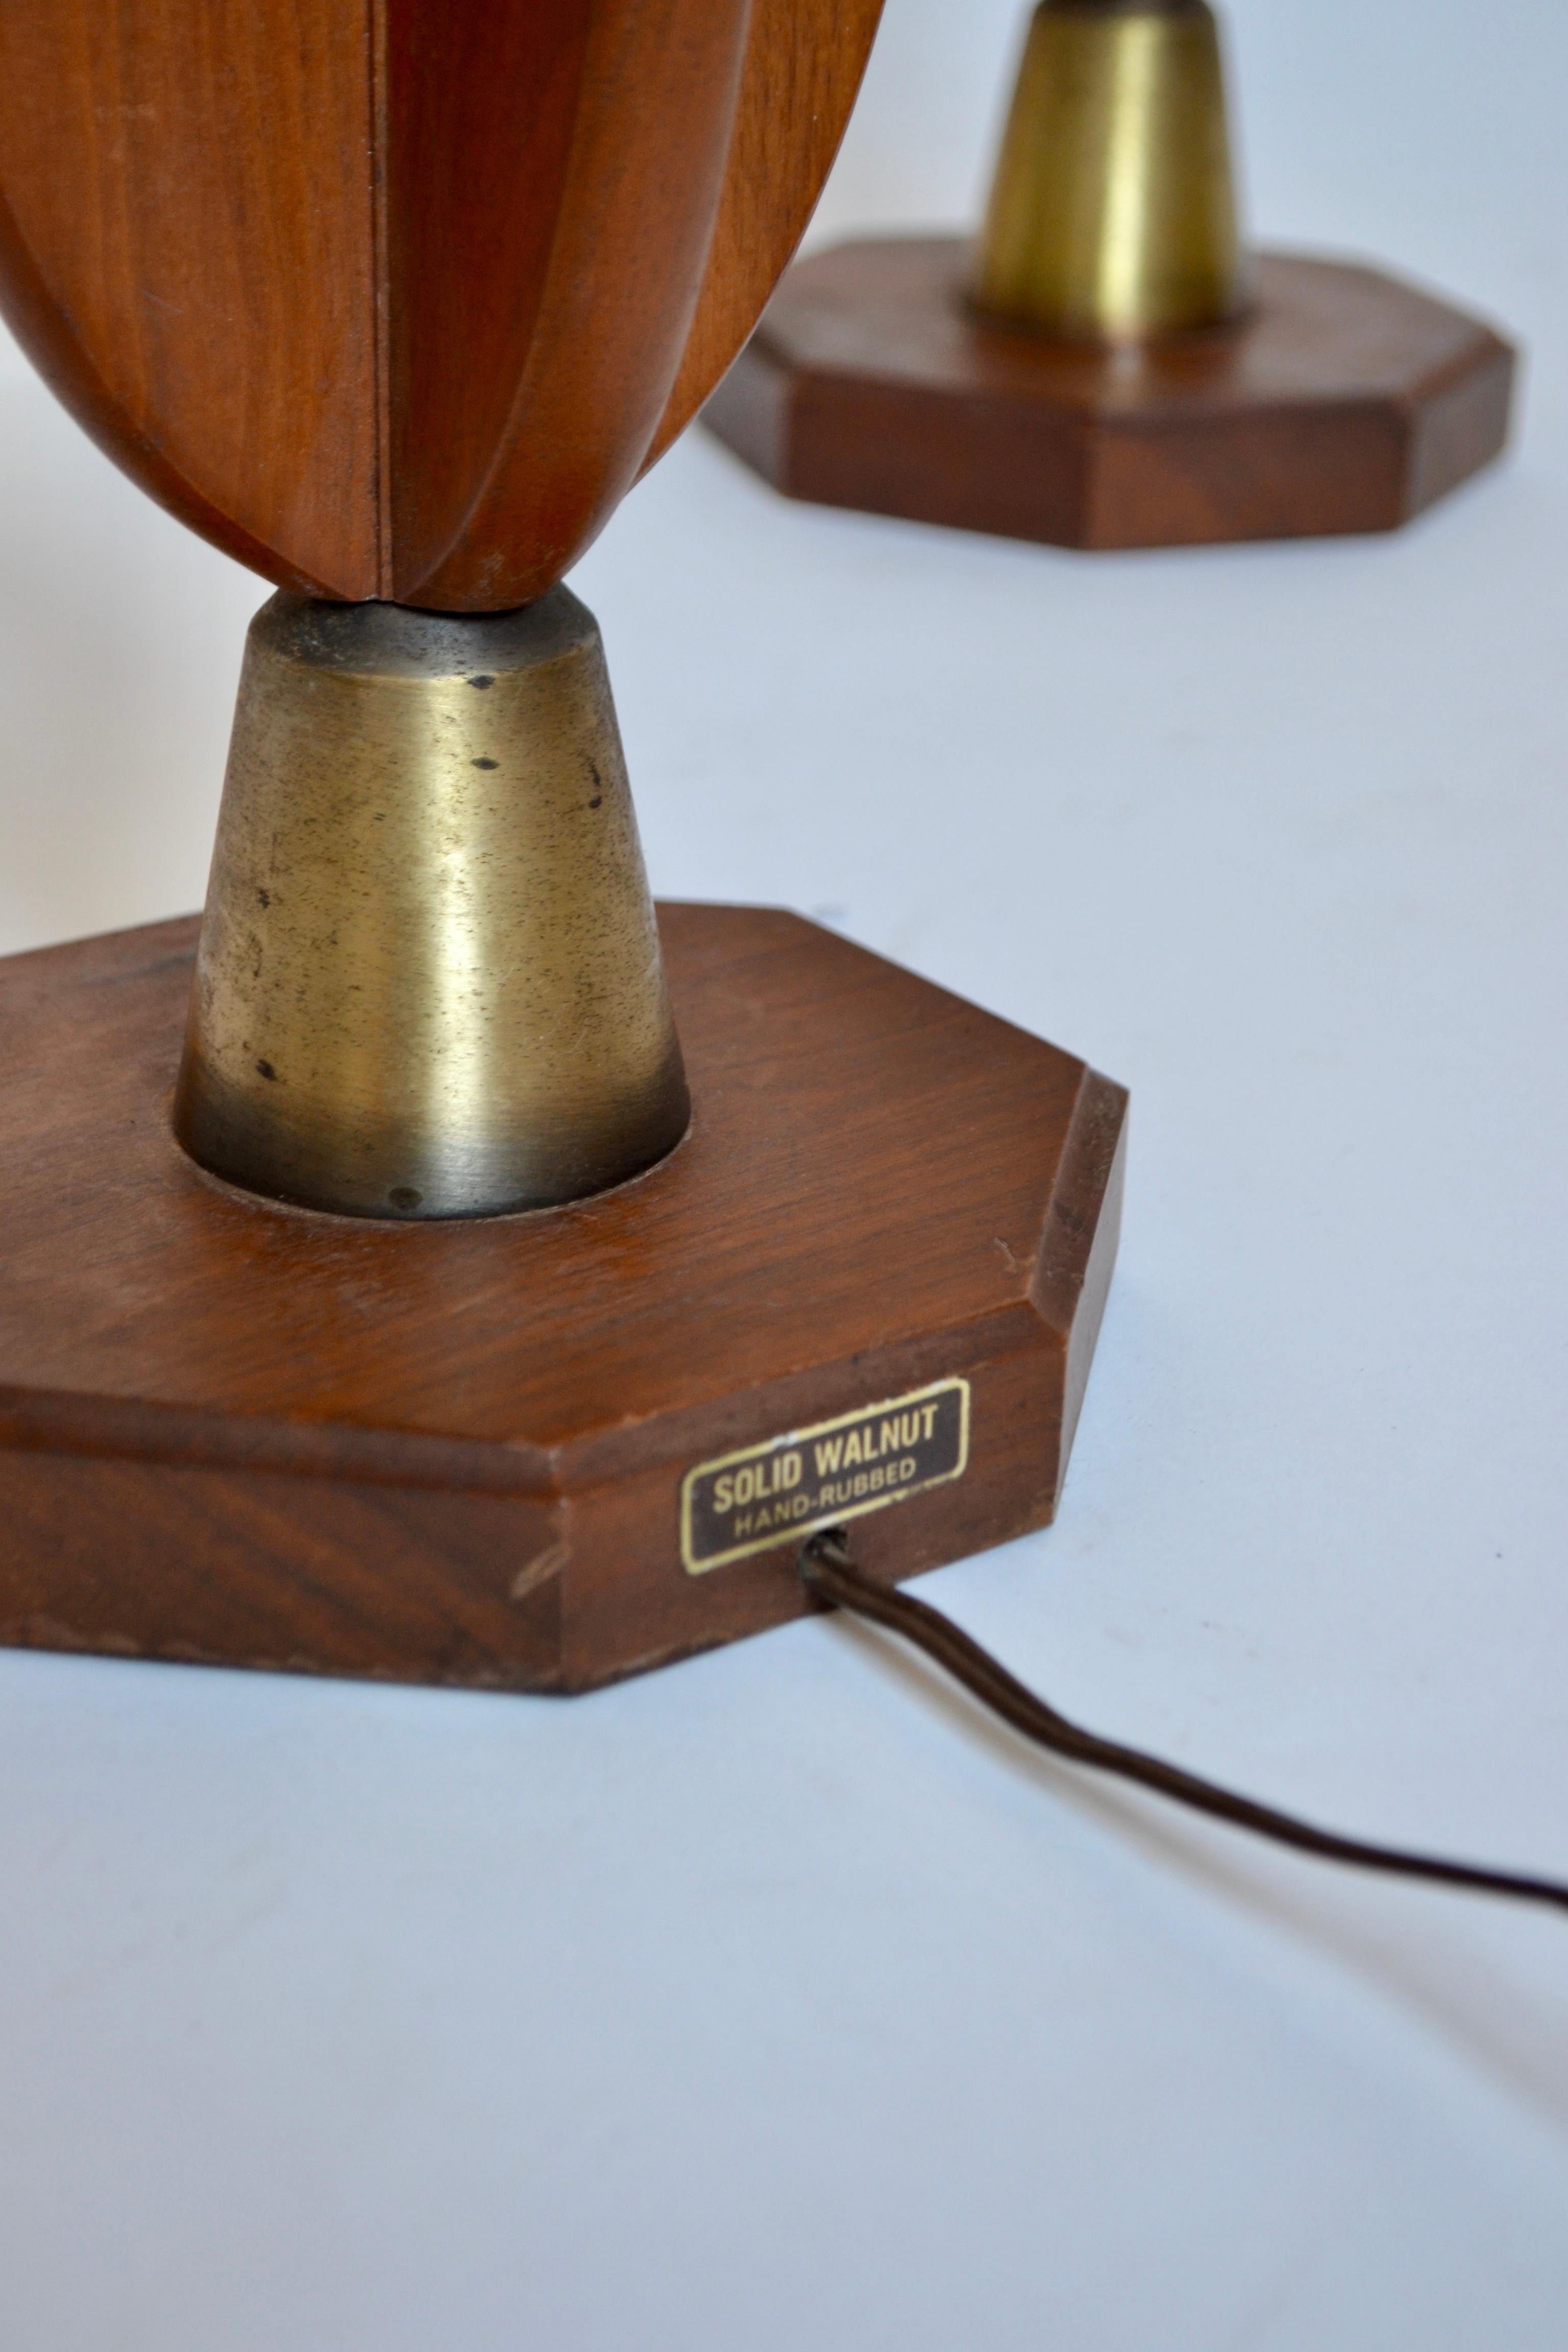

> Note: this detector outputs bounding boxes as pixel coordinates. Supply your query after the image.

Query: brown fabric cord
[798,1533,1567,1915]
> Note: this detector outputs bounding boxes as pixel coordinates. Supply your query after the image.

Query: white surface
[2,5,1566,2347]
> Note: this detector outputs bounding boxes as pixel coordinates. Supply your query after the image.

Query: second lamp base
[704,239,1515,551]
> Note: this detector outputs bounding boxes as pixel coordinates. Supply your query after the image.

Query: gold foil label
[681,1379,970,1575]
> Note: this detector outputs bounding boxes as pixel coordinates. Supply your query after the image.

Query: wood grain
[0,0,884,607]
[644,0,885,472]
[0,908,1124,1693]
[703,238,1516,549]
[0,0,380,594]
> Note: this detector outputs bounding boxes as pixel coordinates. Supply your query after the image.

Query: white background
[2,4,1566,2345]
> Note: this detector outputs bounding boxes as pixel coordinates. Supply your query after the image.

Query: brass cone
[973,0,1245,341]
[173,589,690,1219]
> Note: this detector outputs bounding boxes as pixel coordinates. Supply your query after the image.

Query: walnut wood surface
[703,238,1516,548]
[0,0,882,608]
[0,908,1125,1693]
[644,0,885,472]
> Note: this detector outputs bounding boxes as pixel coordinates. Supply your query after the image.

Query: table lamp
[705,0,1515,550]
[0,1,1126,1694]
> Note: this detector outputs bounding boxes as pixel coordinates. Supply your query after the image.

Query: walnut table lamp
[705,0,1516,550]
[0,2,1125,1693]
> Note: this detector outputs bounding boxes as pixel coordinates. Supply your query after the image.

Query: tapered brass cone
[173,589,690,1219]
[973,0,1245,341]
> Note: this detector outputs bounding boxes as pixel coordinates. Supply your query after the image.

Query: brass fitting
[174,589,689,1219]
[973,0,1245,342]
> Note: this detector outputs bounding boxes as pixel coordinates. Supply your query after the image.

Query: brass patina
[974,0,1245,341]
[174,589,689,1219]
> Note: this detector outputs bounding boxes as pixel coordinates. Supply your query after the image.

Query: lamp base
[0,905,1124,1694]
[703,239,1514,550]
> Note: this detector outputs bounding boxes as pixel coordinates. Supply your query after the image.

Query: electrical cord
[798,1531,1567,1915]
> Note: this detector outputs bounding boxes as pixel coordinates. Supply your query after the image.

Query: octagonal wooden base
[703,239,1515,550]
[0,906,1125,1695]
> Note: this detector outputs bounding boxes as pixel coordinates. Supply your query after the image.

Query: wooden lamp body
[704,0,1516,551]
[0,0,1127,1690]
